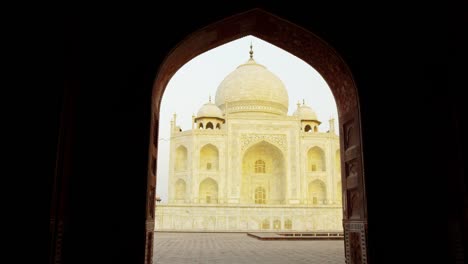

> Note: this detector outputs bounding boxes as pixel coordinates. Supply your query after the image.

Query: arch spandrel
[240,134,286,153]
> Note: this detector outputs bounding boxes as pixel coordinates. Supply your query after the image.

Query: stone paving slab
[153,232,345,264]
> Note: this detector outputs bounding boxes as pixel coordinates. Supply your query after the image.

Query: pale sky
[156,35,338,203]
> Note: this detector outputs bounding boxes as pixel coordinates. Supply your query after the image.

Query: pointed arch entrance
[241,141,285,204]
[148,9,367,264]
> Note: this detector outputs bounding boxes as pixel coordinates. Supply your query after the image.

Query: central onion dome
[215,45,289,116]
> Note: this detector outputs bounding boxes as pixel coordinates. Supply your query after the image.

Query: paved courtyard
[153,232,345,264]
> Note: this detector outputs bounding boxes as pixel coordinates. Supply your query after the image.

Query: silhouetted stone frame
[148,8,368,264]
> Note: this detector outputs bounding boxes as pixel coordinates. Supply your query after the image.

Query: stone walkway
[153,232,345,264]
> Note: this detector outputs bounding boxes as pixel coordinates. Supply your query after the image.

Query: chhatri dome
[196,96,223,119]
[293,100,319,121]
[215,44,289,116]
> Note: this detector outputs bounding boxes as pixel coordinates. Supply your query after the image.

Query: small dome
[197,101,224,119]
[294,104,318,121]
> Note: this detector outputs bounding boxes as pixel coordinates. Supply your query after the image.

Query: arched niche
[307,146,326,172]
[308,179,327,205]
[175,145,188,171]
[199,144,219,171]
[175,179,186,202]
[199,177,218,204]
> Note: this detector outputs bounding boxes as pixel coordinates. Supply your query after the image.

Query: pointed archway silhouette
[148,8,367,264]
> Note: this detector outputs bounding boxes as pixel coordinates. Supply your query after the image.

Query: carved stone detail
[224,100,288,115]
[344,158,359,200]
[349,232,362,263]
[347,189,361,218]
[148,188,155,219]
[346,159,359,179]
[344,221,368,264]
[343,120,356,150]
[240,134,286,152]
[145,232,154,264]
[146,220,155,232]
[53,219,64,264]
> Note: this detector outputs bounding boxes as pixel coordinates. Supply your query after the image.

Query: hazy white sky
[156,36,338,202]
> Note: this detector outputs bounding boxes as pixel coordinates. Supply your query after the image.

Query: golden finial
[249,42,254,59]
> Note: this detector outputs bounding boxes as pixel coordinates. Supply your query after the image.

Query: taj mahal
[155,46,343,232]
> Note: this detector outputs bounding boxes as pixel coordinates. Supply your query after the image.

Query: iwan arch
[155,46,342,231]
[149,9,368,264]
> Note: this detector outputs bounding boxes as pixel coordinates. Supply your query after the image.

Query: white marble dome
[197,101,224,119]
[215,58,289,115]
[294,104,318,121]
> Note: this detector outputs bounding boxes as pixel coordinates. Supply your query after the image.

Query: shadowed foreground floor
[153,232,345,264]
